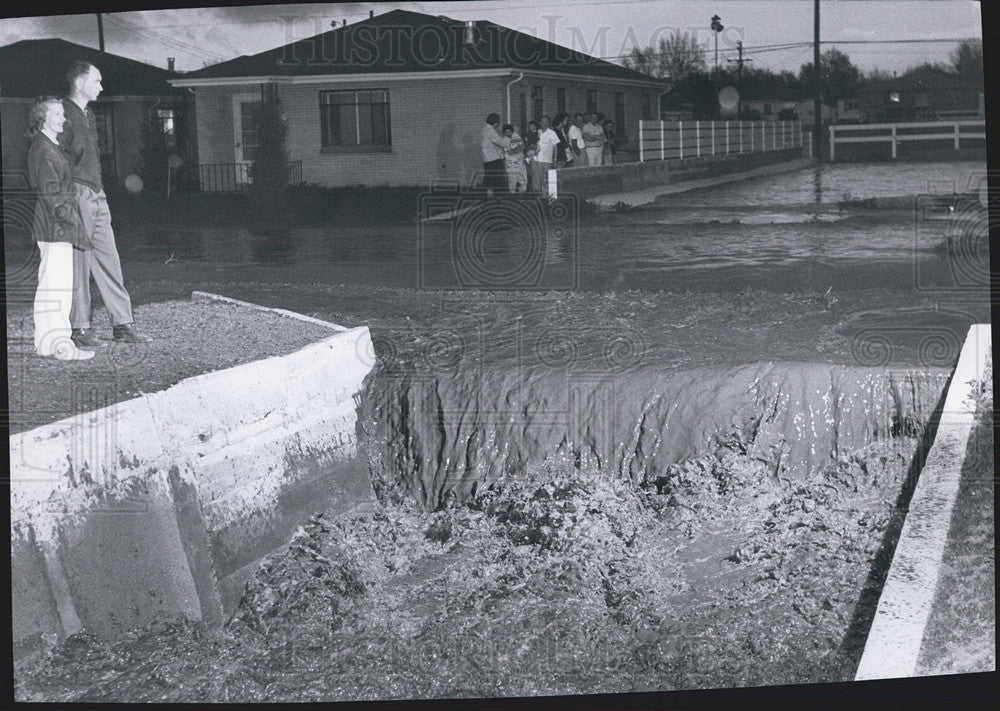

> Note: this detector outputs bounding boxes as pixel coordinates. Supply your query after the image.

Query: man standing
[61,61,150,347]
[582,113,606,167]
[480,113,509,199]
[567,113,585,166]
[532,115,559,197]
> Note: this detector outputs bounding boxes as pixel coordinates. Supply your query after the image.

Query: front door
[232,93,262,185]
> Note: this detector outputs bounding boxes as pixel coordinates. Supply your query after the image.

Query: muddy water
[10,161,991,699]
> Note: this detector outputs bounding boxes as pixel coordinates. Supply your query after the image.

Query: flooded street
[9,160,992,700]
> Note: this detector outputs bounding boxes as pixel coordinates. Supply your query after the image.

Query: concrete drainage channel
[10,300,991,690]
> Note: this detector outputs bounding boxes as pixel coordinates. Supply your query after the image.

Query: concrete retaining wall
[552,147,804,201]
[855,323,992,680]
[10,295,376,657]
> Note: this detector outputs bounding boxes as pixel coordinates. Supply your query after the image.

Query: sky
[0,1,984,75]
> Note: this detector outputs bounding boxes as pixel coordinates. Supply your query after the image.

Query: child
[502,124,528,194]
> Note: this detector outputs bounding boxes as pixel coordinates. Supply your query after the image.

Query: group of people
[27,60,150,361]
[481,110,618,197]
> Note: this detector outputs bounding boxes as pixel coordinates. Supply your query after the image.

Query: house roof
[860,69,981,94]
[0,38,183,99]
[174,9,665,86]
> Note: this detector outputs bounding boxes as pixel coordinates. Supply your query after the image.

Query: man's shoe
[71,328,107,349]
[112,324,153,344]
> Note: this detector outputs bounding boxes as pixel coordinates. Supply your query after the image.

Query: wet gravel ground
[5,298,337,435]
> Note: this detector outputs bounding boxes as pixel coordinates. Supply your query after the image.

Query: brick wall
[190,75,657,188]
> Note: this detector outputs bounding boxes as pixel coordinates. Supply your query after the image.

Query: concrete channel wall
[10,294,376,657]
[855,323,992,680]
[550,146,804,201]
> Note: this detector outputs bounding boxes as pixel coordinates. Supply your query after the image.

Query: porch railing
[178,160,303,194]
[639,120,803,162]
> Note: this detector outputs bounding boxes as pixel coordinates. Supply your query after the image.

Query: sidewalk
[588,157,813,208]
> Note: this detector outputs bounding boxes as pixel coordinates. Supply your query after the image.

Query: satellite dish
[718,86,739,110]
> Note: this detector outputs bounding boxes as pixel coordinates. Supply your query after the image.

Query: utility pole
[727,40,752,120]
[711,15,724,119]
[813,0,821,160]
[97,13,104,52]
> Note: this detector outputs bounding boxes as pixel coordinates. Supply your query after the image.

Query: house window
[615,92,625,138]
[557,87,566,115]
[240,101,262,161]
[586,89,597,114]
[320,89,391,149]
[641,93,652,120]
[156,108,177,151]
[532,86,544,120]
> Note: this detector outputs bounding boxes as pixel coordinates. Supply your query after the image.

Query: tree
[864,67,894,84]
[624,31,708,82]
[951,39,983,85]
[248,83,290,216]
[798,48,861,104]
[134,109,169,194]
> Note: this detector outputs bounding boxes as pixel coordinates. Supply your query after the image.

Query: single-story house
[0,38,196,189]
[858,69,984,123]
[170,9,669,188]
[741,98,797,121]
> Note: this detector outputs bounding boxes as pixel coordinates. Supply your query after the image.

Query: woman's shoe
[51,341,95,361]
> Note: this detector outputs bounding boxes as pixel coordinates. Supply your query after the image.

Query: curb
[855,323,992,680]
[191,290,347,331]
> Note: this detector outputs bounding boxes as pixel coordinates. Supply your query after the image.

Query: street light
[710,15,724,73]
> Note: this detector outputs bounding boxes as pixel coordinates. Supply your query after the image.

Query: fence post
[954,122,960,150]
[679,121,684,160]
[660,120,665,160]
[711,121,716,156]
[751,121,754,152]
[740,121,743,153]
[891,124,897,159]
[829,125,835,161]
[696,121,701,157]
[639,121,644,162]
[726,121,730,154]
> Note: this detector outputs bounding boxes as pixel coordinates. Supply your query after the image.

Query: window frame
[319,88,392,153]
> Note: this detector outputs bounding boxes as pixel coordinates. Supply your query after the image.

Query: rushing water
[48,160,976,298]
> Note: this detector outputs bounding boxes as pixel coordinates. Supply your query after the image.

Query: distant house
[794,99,837,125]
[169,9,668,188]
[741,98,797,122]
[0,39,196,188]
[858,69,984,123]
[835,98,865,124]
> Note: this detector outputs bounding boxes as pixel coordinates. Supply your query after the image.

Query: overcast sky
[0,1,984,75]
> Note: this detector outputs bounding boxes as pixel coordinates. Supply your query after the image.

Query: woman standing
[551,112,571,169]
[602,119,617,165]
[27,96,94,360]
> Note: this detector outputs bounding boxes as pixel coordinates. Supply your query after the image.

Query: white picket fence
[639,120,803,162]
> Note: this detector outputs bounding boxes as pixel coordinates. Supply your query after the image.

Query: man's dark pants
[70,184,133,329]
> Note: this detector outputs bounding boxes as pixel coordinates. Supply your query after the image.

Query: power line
[103,15,226,63]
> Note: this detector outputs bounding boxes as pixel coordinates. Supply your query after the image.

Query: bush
[248,84,290,217]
